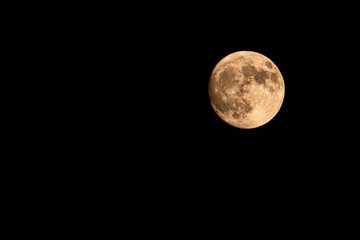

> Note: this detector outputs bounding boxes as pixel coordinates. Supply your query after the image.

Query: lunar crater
[265,61,273,69]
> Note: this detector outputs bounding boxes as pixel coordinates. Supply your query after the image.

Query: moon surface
[209,51,285,129]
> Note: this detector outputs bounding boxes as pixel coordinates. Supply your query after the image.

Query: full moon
[209,51,285,129]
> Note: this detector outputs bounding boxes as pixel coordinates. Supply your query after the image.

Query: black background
[6,2,359,233]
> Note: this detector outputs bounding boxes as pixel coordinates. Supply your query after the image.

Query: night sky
[8,2,359,233]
